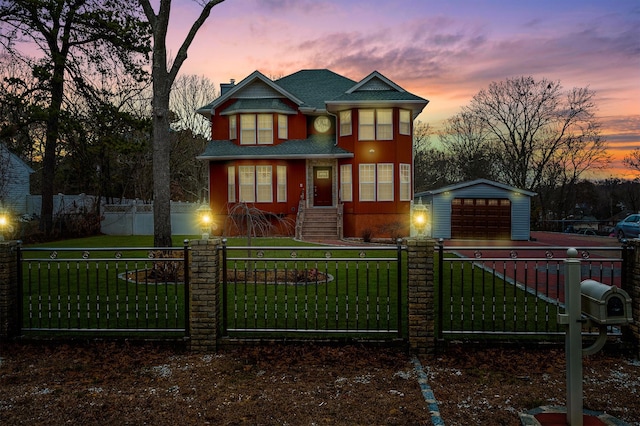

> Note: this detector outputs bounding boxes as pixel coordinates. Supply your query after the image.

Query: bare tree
[171,74,217,138]
[624,148,640,173]
[466,76,608,192]
[438,111,499,182]
[138,0,225,247]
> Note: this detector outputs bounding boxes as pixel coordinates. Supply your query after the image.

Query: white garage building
[415,179,536,241]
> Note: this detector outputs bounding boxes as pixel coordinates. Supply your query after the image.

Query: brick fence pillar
[406,236,436,356]
[622,239,640,357]
[189,238,221,352]
[0,240,19,340]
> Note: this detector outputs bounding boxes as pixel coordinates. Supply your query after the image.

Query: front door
[313,167,332,206]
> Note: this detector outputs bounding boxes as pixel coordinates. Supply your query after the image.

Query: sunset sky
[168,1,639,178]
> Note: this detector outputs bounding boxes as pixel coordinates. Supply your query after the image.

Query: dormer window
[240,113,273,145]
[229,115,237,139]
[278,114,288,139]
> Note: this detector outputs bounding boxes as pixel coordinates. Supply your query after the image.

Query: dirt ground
[1,341,639,425]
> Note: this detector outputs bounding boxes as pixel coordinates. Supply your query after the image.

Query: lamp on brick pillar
[0,209,9,241]
[197,203,213,240]
[412,198,428,237]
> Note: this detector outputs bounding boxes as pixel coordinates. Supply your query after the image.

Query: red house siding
[208,159,306,235]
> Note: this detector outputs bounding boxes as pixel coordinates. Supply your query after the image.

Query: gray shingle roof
[274,70,357,111]
[197,134,354,160]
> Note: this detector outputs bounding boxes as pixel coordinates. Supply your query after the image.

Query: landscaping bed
[1,342,639,425]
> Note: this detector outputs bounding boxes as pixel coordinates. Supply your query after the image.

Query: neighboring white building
[415,179,536,241]
[0,144,34,215]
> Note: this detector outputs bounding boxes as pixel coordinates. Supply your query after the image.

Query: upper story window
[358,109,393,141]
[240,113,273,145]
[229,115,237,140]
[399,110,411,135]
[278,114,288,139]
[339,111,352,136]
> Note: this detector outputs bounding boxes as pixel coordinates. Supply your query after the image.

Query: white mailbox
[580,279,632,325]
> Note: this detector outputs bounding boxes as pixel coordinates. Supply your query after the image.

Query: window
[240,114,256,145]
[377,163,394,201]
[257,114,273,144]
[358,109,393,140]
[240,114,273,145]
[376,110,393,140]
[229,115,237,139]
[359,164,376,201]
[340,164,352,202]
[400,163,411,201]
[339,110,352,136]
[358,110,375,140]
[277,165,287,202]
[256,165,272,202]
[238,166,255,202]
[399,110,411,135]
[278,114,288,139]
[227,166,236,202]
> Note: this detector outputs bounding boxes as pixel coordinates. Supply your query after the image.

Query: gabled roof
[326,70,428,117]
[417,178,537,198]
[197,69,429,118]
[197,70,305,118]
[197,135,354,161]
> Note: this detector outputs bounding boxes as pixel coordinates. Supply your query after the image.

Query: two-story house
[197,69,428,240]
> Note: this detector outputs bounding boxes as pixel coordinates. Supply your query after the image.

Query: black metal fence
[17,242,190,335]
[220,240,405,339]
[437,241,627,339]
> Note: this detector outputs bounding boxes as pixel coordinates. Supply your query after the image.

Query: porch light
[197,203,213,239]
[412,198,428,237]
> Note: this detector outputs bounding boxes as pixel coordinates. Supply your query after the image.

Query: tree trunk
[40,58,66,235]
[152,81,173,248]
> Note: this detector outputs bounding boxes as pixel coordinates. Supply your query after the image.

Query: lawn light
[197,203,213,239]
[412,198,428,237]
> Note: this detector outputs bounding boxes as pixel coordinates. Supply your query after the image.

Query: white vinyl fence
[100,201,202,235]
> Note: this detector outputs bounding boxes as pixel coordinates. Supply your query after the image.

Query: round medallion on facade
[314,116,331,133]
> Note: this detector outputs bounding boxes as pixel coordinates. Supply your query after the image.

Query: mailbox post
[559,248,583,426]
[558,249,633,425]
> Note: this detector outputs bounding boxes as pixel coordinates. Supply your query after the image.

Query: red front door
[313,167,332,206]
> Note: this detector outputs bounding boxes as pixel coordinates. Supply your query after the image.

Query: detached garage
[415,179,536,241]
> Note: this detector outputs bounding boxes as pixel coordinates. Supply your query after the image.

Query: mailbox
[580,279,632,325]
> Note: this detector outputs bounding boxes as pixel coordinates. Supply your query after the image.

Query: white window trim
[358,109,376,141]
[339,110,352,136]
[277,165,287,202]
[340,164,352,202]
[228,166,236,202]
[240,114,256,145]
[376,109,393,141]
[359,163,376,202]
[399,110,411,135]
[238,165,255,202]
[257,114,273,145]
[256,165,273,202]
[377,163,394,201]
[400,163,411,201]
[229,115,237,140]
[278,114,288,140]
